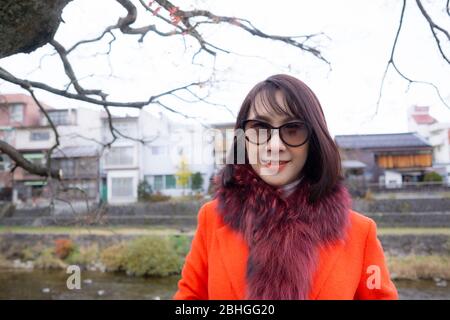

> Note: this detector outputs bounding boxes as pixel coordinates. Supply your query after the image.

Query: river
[0,269,448,300]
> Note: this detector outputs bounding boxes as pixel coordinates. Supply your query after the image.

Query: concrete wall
[1,233,448,258]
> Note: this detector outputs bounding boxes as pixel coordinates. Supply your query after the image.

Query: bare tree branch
[416,0,450,64]
[139,0,329,62]
[0,66,205,108]
[0,140,60,179]
[375,0,449,119]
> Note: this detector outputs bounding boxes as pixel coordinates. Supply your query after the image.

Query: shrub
[148,192,171,202]
[0,254,13,268]
[54,238,75,259]
[35,248,67,270]
[123,236,181,277]
[191,172,204,191]
[21,243,46,261]
[169,235,192,258]
[138,180,153,201]
[100,243,127,272]
[363,189,374,202]
[66,244,99,267]
[423,171,443,182]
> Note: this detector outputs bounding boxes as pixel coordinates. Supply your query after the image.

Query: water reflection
[0,269,449,300]
[0,269,179,300]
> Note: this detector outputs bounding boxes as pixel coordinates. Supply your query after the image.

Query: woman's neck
[278,176,304,197]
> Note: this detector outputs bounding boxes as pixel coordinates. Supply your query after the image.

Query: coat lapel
[309,239,346,299]
[215,224,248,299]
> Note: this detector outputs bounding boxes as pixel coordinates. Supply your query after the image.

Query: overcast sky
[1,0,449,137]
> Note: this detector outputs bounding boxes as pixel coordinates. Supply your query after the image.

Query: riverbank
[0,226,449,282]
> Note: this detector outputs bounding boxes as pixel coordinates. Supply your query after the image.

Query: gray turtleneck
[279,176,304,197]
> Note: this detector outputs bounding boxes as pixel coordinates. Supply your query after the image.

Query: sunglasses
[240,119,310,147]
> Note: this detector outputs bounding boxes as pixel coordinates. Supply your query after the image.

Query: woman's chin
[258,171,290,187]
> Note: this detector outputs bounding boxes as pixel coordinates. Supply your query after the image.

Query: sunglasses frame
[240,119,311,147]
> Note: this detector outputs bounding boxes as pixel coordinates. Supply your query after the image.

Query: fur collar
[214,164,352,300]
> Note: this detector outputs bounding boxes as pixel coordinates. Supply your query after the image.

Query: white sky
[0,0,449,137]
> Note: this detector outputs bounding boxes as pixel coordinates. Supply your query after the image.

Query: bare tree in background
[0,0,330,219]
[0,0,449,202]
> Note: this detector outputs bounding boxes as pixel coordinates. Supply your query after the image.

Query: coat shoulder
[197,198,224,229]
[347,209,377,241]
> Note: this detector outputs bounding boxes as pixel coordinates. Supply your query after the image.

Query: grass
[387,255,450,280]
[0,225,195,236]
[377,228,450,236]
[1,226,450,236]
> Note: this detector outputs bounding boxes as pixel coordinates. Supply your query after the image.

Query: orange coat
[173,199,398,300]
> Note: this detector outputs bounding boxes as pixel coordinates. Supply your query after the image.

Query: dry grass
[387,255,450,280]
[378,228,450,235]
[0,226,194,236]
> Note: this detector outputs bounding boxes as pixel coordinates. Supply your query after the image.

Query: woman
[173,74,398,300]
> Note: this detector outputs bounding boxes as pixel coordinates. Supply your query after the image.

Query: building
[101,113,142,204]
[0,94,103,206]
[0,94,54,204]
[142,112,215,197]
[2,93,218,205]
[51,146,101,201]
[43,107,102,148]
[407,105,450,184]
[335,132,434,189]
[101,110,216,204]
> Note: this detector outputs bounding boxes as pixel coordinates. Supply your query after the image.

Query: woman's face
[245,91,309,187]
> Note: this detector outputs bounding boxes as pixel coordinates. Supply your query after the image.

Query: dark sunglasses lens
[244,121,270,144]
[280,123,308,146]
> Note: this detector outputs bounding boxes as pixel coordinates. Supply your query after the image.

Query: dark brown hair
[221,74,343,204]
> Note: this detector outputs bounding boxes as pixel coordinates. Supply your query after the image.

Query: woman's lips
[261,160,291,171]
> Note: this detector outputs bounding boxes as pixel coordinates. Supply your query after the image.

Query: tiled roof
[342,160,367,168]
[335,132,432,149]
[412,114,437,124]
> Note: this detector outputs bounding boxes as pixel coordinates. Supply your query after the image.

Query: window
[114,121,136,137]
[151,146,167,155]
[78,180,97,198]
[78,158,97,175]
[48,110,69,125]
[67,180,97,198]
[0,155,10,171]
[105,147,134,166]
[111,177,133,197]
[9,103,24,122]
[59,159,75,177]
[153,175,163,191]
[165,175,176,189]
[147,174,180,190]
[23,153,44,166]
[30,131,50,141]
[0,129,14,144]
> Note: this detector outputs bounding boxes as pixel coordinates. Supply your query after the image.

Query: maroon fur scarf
[214,164,352,300]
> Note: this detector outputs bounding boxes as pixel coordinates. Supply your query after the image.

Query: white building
[142,112,215,197]
[43,107,102,148]
[101,114,142,204]
[101,110,216,204]
[407,105,450,184]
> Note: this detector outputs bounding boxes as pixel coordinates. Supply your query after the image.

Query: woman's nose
[267,129,287,152]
